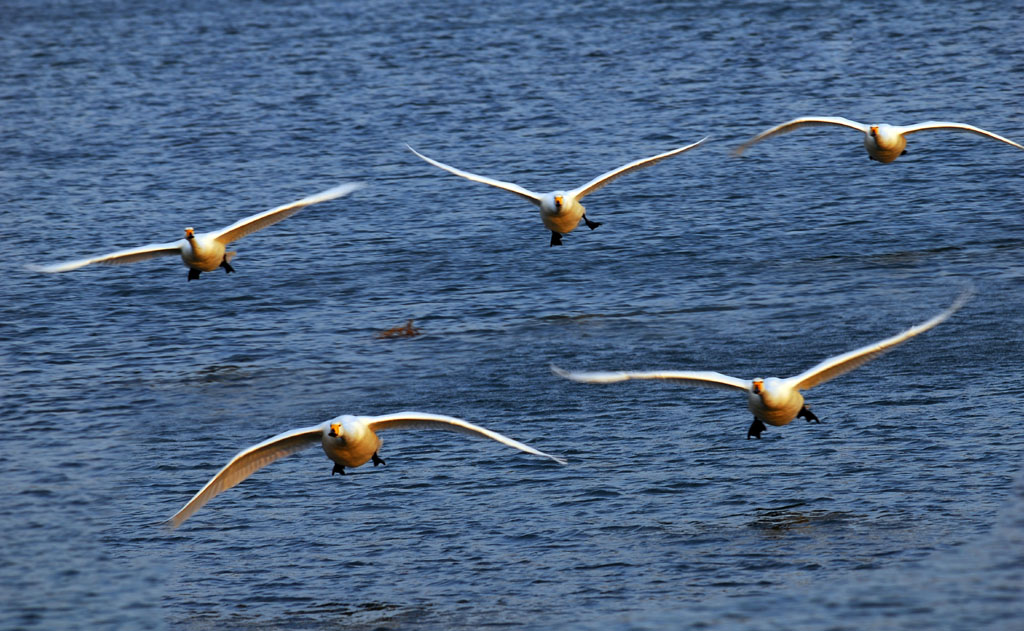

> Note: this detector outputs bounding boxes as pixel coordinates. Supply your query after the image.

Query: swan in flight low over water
[166,411,566,528]
[408,138,707,246]
[28,183,364,280]
[553,291,969,439]
[734,116,1023,163]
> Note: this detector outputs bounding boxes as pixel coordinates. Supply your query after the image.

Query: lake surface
[2,1,1023,629]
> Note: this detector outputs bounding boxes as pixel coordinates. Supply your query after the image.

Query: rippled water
[2,1,1023,629]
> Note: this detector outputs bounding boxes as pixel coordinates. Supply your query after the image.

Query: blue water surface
[1,1,1022,629]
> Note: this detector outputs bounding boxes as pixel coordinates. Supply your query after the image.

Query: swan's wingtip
[552,364,594,383]
[549,364,576,380]
[161,515,183,531]
[323,182,366,198]
[677,136,710,152]
[551,364,596,383]
[25,261,71,274]
[949,284,975,313]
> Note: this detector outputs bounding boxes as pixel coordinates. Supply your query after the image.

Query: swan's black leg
[550,231,563,246]
[583,214,601,230]
[901,149,908,155]
[797,405,820,424]
[372,452,386,467]
[747,416,767,439]
[187,268,201,281]
[331,463,345,476]
[220,258,235,274]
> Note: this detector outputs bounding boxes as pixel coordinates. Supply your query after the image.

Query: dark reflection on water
[3,0,1024,630]
[747,504,857,533]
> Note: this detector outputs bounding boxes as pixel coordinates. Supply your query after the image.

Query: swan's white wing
[895,121,1024,150]
[210,183,364,244]
[27,240,185,273]
[734,116,871,155]
[552,365,750,391]
[165,424,324,529]
[406,145,543,205]
[787,291,970,392]
[570,137,709,200]
[365,411,566,465]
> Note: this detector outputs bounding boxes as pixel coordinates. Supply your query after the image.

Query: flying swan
[553,292,969,439]
[166,411,566,528]
[734,116,1023,163]
[28,183,364,280]
[408,139,707,245]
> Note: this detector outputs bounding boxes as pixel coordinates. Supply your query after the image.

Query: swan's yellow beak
[752,379,764,394]
[184,227,195,239]
[329,423,342,437]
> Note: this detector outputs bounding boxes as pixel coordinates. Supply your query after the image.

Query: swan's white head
[324,421,349,447]
[868,124,900,149]
[184,227,195,240]
[751,377,789,408]
[540,192,568,214]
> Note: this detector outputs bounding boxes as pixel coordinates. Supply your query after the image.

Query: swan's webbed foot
[187,268,201,281]
[747,417,767,439]
[868,156,878,162]
[372,452,386,467]
[331,463,345,476]
[901,149,908,156]
[220,259,235,274]
[583,215,601,230]
[797,405,820,424]
[550,231,563,246]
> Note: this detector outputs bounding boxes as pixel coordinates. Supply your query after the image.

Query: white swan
[28,183,364,280]
[553,292,969,439]
[734,116,1024,163]
[408,139,707,245]
[166,411,566,528]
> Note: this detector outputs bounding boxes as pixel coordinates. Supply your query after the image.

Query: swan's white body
[29,183,363,277]
[735,116,1023,163]
[166,411,565,528]
[408,139,707,243]
[554,292,968,431]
